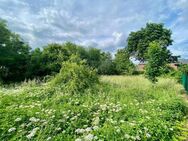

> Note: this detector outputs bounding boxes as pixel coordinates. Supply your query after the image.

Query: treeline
[0,19,179,83]
[0,20,133,83]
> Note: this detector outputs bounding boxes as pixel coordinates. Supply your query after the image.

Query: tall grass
[0,76,187,140]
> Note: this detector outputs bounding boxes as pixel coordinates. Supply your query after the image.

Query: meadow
[0,76,188,141]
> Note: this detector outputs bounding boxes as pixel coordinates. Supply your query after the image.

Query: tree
[145,41,169,83]
[27,48,46,79]
[0,20,30,82]
[86,48,102,69]
[98,52,116,75]
[127,23,174,62]
[114,49,134,74]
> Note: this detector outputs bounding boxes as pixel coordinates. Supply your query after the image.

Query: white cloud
[0,0,188,57]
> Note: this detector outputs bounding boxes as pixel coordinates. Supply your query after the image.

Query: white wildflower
[8,127,16,133]
[92,117,100,125]
[26,127,39,139]
[94,136,98,140]
[136,135,141,140]
[75,138,82,141]
[85,127,92,132]
[55,127,61,131]
[93,126,99,131]
[84,134,94,141]
[29,117,40,122]
[124,134,130,139]
[75,128,85,134]
[146,133,151,138]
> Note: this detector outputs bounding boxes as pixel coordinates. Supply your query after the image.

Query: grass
[0,75,187,141]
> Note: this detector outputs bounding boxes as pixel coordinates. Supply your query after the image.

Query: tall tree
[145,41,169,82]
[0,20,30,82]
[127,23,173,62]
[114,49,134,74]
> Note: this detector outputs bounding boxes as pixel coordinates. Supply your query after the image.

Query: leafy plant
[51,55,99,94]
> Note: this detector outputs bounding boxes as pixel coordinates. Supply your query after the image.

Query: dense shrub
[51,55,99,94]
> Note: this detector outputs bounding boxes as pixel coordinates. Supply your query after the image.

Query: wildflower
[136,135,141,140]
[124,134,130,139]
[94,136,98,140]
[55,127,62,131]
[92,117,100,125]
[29,117,40,122]
[75,128,85,134]
[8,127,16,133]
[146,133,151,138]
[15,117,22,122]
[93,126,99,131]
[85,127,92,132]
[26,127,39,139]
[75,138,82,141]
[84,134,94,141]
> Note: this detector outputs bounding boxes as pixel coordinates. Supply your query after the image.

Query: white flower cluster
[26,127,39,139]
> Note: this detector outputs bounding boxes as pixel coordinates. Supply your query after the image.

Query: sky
[0,0,188,58]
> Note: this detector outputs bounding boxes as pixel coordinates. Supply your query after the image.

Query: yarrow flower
[29,117,40,122]
[93,126,99,131]
[146,133,151,138]
[75,138,82,141]
[26,127,39,139]
[75,128,85,134]
[8,127,16,133]
[84,134,94,141]
[85,127,92,132]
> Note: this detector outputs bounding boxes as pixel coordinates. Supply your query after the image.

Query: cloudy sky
[0,0,188,58]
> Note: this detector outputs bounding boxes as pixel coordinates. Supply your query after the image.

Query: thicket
[51,55,99,94]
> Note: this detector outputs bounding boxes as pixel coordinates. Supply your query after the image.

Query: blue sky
[0,0,188,58]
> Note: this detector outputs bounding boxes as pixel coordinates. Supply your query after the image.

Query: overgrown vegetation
[51,55,99,94]
[0,76,187,140]
[1,18,188,141]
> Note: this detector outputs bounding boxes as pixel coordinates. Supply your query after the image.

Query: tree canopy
[0,20,30,82]
[127,23,173,62]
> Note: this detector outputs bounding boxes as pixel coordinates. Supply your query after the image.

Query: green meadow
[0,76,187,141]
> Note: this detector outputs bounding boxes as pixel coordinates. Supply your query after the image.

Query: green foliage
[98,53,116,75]
[127,23,174,62]
[145,41,169,82]
[0,20,31,82]
[114,49,135,74]
[51,55,99,94]
[179,64,188,74]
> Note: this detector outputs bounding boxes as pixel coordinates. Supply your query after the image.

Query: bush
[51,55,99,94]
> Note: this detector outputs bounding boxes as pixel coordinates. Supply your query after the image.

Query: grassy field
[0,76,187,140]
